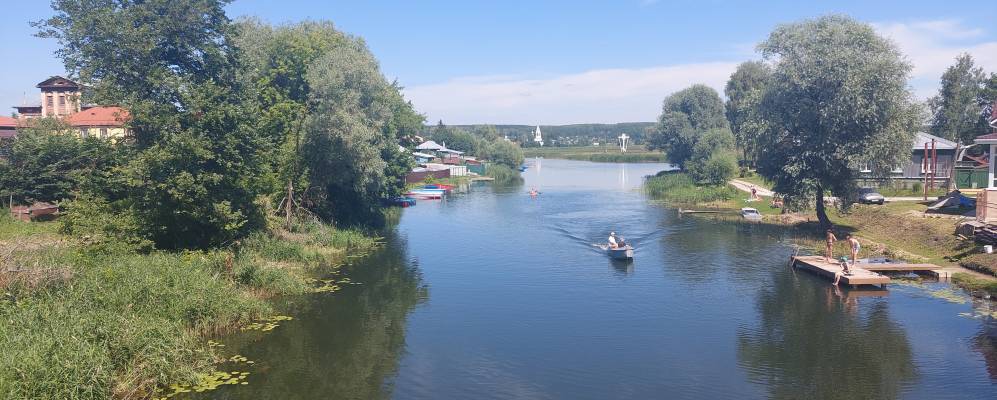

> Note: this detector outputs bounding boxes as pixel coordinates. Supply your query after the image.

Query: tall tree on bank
[302,42,412,224]
[37,0,268,248]
[756,15,920,228]
[929,53,988,144]
[649,84,730,169]
[725,61,772,166]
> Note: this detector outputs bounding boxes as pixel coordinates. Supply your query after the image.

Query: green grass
[523,145,666,163]
[826,202,970,265]
[0,213,381,399]
[952,273,997,297]
[735,172,772,189]
[0,215,59,241]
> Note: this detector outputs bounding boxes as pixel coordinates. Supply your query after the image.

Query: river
[198,159,997,400]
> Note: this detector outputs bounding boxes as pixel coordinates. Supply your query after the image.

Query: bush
[483,140,524,169]
[485,164,524,184]
[690,151,737,185]
[0,130,125,204]
[60,195,154,254]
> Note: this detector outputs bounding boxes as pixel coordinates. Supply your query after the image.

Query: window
[46,95,54,115]
[99,128,108,138]
[859,162,872,173]
[79,129,88,139]
[892,164,904,173]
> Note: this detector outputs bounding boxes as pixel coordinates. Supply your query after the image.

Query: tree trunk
[285,179,294,229]
[815,185,831,229]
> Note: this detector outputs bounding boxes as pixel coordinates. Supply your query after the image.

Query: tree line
[1,0,427,249]
[648,15,956,226]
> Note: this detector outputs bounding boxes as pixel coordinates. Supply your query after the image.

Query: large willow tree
[756,15,920,227]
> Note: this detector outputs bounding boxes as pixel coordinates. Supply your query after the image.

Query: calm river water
[199,159,997,399]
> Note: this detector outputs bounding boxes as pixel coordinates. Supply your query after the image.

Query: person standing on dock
[847,234,861,267]
[824,229,838,262]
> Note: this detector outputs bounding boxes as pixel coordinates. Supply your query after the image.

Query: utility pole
[923,142,929,201]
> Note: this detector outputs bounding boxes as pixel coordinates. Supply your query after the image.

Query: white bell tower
[533,125,544,147]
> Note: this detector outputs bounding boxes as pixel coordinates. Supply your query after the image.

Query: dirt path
[729,179,774,197]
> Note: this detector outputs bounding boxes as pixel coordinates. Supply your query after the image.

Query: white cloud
[404,62,738,125]
[875,19,997,98]
[404,19,997,125]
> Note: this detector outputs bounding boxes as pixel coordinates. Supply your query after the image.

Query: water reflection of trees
[737,270,917,400]
[973,323,997,380]
[212,232,427,400]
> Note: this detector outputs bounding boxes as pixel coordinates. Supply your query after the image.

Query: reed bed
[0,213,381,399]
[643,172,739,204]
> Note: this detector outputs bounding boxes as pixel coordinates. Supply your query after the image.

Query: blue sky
[2,1,996,124]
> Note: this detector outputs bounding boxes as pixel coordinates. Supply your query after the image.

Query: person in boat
[608,232,619,249]
[824,228,838,263]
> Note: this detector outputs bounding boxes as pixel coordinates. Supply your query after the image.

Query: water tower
[618,133,630,153]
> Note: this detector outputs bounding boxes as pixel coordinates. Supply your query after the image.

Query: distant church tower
[533,125,544,147]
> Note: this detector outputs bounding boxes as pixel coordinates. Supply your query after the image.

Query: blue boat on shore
[391,197,417,207]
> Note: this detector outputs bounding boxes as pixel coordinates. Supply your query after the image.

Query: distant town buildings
[8,76,130,140]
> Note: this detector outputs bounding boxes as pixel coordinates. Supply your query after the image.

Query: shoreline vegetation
[642,171,997,297]
[0,212,382,399]
[523,145,667,163]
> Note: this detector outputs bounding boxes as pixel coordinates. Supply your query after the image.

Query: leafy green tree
[37,0,268,248]
[981,73,997,127]
[302,42,407,224]
[929,54,988,144]
[649,84,729,168]
[756,15,920,227]
[483,140,524,169]
[725,61,772,165]
[474,125,502,142]
[0,130,124,204]
[686,129,737,185]
[35,0,239,147]
[430,126,480,154]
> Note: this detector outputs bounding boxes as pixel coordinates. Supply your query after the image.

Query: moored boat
[391,196,417,207]
[423,184,454,191]
[740,207,762,221]
[406,188,445,199]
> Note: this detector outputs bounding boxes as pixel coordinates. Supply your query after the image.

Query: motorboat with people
[602,231,634,260]
[606,245,634,260]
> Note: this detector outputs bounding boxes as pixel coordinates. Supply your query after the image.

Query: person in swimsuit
[847,234,861,268]
[824,229,838,263]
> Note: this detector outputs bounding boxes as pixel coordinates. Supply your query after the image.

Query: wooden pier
[792,256,890,286]
[791,256,950,286]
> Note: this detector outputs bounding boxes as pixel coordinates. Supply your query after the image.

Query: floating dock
[792,256,890,286]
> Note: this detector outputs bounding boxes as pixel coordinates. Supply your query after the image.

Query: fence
[405,169,450,183]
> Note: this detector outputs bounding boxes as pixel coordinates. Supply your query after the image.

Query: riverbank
[523,145,666,163]
[0,214,380,399]
[643,171,997,296]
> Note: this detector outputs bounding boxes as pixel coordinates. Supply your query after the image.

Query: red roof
[0,116,16,128]
[977,133,997,141]
[65,106,129,127]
